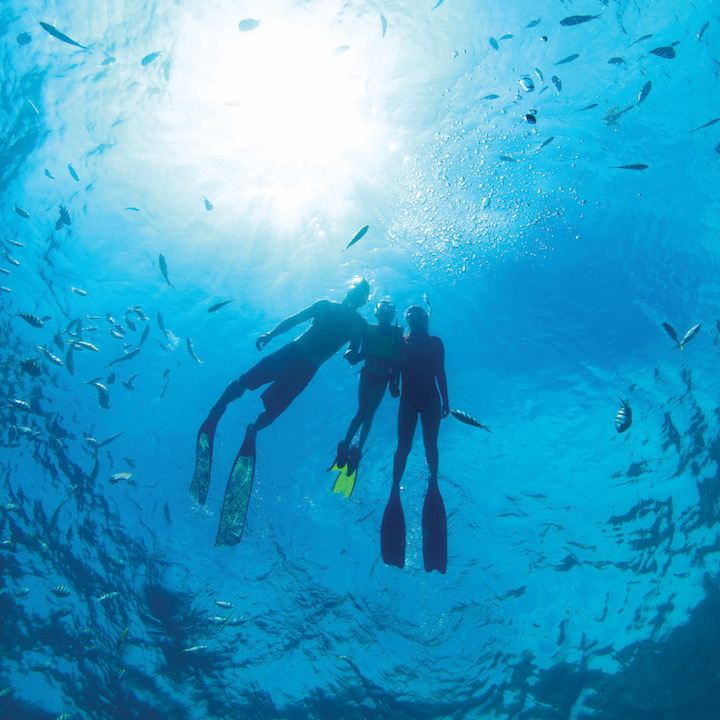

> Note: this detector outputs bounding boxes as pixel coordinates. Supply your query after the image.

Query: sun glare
[165,13,382,229]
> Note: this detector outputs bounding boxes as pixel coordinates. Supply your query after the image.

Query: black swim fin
[190,413,223,504]
[215,427,256,547]
[422,480,447,573]
[381,485,405,568]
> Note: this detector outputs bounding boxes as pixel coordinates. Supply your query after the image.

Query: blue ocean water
[1,0,720,717]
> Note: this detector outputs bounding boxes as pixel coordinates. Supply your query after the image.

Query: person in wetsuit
[203,278,370,444]
[330,300,402,496]
[381,304,450,573]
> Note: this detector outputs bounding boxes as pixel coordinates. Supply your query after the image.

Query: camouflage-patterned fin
[215,431,256,548]
[422,480,447,574]
[190,415,221,504]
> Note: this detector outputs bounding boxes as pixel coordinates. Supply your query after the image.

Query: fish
[613,164,648,171]
[73,340,99,352]
[7,238,24,247]
[208,299,234,313]
[0,286,11,293]
[45,169,55,179]
[106,346,140,367]
[674,323,701,351]
[555,54,579,65]
[431,0,445,9]
[631,34,653,46]
[615,398,632,434]
[450,409,492,432]
[482,94,499,100]
[141,51,161,66]
[662,322,680,345]
[50,585,71,598]
[16,312,46,328]
[650,46,676,59]
[58,205,72,226]
[39,22,87,49]
[101,56,116,66]
[181,645,208,653]
[157,312,168,337]
[239,18,261,31]
[13,587,30,597]
[560,15,600,26]
[525,19,541,29]
[551,76,562,93]
[109,472,131,484]
[489,37,499,51]
[499,155,518,162]
[6,398,32,412]
[124,314,136,331]
[4,253,20,267]
[525,113,536,124]
[68,164,79,181]
[158,254,173,287]
[608,57,625,65]
[499,34,513,41]
[202,196,213,211]
[116,627,129,649]
[344,225,369,251]
[87,382,110,409]
[98,430,125,448]
[519,77,534,92]
[215,600,233,609]
[539,136,555,149]
[95,591,120,603]
[690,117,720,133]
[65,346,75,375]
[126,207,140,212]
[186,337,203,364]
[20,360,42,377]
[122,375,137,391]
[697,21,709,41]
[0,268,9,275]
[139,325,151,346]
[637,81,652,105]
[38,346,63,365]
[604,105,636,125]
[14,204,29,218]
[69,287,86,297]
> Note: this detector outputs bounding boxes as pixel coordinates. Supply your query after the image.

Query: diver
[329,299,403,498]
[191,278,370,546]
[381,304,450,573]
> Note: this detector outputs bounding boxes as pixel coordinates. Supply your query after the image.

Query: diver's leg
[420,396,442,482]
[342,375,370,450]
[392,399,418,490]
[356,381,387,453]
[209,376,246,419]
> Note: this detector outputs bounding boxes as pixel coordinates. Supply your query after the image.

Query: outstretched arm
[344,321,368,365]
[256,301,323,351]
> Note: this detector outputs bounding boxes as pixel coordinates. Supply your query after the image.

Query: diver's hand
[256,333,272,351]
[441,403,450,419]
[344,348,361,365]
[389,382,400,398]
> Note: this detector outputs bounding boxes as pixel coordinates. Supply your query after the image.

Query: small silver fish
[674,323,700,350]
[68,164,79,181]
[450,409,492,432]
[697,21,709,41]
[238,19,261,32]
[181,644,208,653]
[186,337,203,364]
[637,81,652,104]
[109,472,132,484]
[613,163,648,171]
[208,299,234,313]
[158,254,173,287]
[551,76,562,93]
[615,398,632,434]
[555,54,579,65]
[344,225,369,251]
[38,346,63,365]
[14,204,29,218]
[215,600,233,609]
[95,591,120,603]
[608,57,625,65]
[141,51,161,66]
[560,14,600,26]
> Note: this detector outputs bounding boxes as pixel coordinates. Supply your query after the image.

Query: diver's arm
[344,319,368,364]
[256,301,323,351]
[435,338,449,417]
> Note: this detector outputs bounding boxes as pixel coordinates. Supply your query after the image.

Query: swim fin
[328,441,349,474]
[215,427,256,547]
[422,480,447,574]
[331,445,360,499]
[190,412,223,504]
[381,485,405,568]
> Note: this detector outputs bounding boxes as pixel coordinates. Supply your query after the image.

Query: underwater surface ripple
[1,1,720,718]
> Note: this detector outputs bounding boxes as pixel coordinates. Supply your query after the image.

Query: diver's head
[405,305,429,331]
[344,278,370,309]
[375,299,396,324]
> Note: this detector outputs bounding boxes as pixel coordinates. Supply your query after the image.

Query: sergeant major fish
[615,398,632,434]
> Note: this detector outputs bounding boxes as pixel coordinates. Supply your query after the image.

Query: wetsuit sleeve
[434,338,449,414]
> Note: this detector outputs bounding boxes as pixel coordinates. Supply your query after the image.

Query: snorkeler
[191,279,370,546]
[329,299,403,498]
[381,304,450,573]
